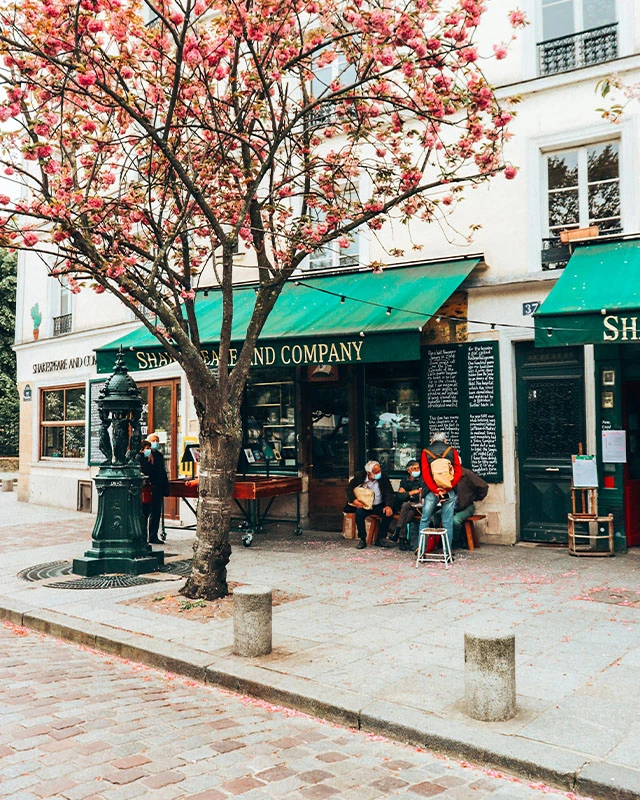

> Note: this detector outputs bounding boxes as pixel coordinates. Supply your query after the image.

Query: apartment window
[545,140,620,237]
[308,225,359,270]
[41,386,86,459]
[308,182,361,271]
[538,0,617,75]
[310,52,356,127]
[53,279,72,336]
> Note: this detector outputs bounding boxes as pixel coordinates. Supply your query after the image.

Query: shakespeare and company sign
[97,333,419,374]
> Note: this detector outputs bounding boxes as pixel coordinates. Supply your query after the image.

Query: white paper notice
[572,455,598,488]
[602,430,627,463]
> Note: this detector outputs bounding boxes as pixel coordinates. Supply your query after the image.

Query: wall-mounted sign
[422,342,502,482]
[522,301,541,316]
[602,429,627,463]
[97,332,420,373]
[33,353,96,374]
[22,384,32,402]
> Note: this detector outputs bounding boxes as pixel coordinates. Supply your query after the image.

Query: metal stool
[416,527,453,568]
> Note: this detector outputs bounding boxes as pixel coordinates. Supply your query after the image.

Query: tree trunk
[180,424,242,599]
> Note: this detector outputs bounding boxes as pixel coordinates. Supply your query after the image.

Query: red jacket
[421,443,463,495]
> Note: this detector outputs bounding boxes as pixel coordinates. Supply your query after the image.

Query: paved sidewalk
[0,492,638,799]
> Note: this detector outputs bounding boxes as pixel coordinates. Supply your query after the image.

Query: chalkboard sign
[88,379,107,466]
[422,342,502,482]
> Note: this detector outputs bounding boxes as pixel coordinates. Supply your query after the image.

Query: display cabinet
[244,373,297,470]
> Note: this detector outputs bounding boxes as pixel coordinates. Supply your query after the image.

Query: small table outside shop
[168,476,303,546]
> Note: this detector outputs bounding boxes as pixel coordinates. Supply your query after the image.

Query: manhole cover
[50,575,160,590]
[588,588,640,606]
[17,562,73,582]
[159,559,192,577]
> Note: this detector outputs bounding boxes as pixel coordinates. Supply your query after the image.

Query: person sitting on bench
[345,460,394,550]
[452,467,488,548]
[390,460,426,550]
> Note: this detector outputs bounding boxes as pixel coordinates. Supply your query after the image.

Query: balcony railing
[541,225,623,271]
[538,23,618,77]
[52,313,72,336]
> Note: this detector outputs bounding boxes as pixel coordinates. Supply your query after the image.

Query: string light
[292,279,584,335]
[193,277,584,338]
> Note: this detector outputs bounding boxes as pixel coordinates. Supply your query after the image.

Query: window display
[365,363,420,472]
[244,369,297,470]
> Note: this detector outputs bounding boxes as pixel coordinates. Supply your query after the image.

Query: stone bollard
[1,479,13,493]
[464,631,516,721]
[233,586,272,657]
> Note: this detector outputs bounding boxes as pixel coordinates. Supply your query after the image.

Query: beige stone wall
[17,382,33,502]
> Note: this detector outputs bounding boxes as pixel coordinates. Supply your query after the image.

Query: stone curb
[1,597,638,800]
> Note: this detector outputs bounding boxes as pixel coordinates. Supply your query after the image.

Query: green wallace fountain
[73,349,164,576]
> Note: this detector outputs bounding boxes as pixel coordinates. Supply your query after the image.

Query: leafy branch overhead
[0,0,524,382]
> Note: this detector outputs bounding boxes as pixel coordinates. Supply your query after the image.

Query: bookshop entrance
[303,362,422,530]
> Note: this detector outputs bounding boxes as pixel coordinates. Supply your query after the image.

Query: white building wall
[13,0,640,533]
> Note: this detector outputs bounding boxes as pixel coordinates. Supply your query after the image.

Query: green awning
[96,258,479,373]
[534,241,640,347]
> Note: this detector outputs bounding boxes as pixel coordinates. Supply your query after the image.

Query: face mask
[411,470,421,478]
[150,442,159,450]
[372,473,382,481]
[143,448,151,457]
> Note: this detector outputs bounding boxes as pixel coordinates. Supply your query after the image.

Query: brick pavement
[0,492,639,798]
[0,622,595,800]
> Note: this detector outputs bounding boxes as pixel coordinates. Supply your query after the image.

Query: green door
[516,343,586,543]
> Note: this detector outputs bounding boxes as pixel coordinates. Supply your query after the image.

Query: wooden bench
[463,515,485,550]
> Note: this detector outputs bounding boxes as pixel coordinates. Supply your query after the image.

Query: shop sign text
[135,340,365,370]
[33,353,97,374]
[603,315,640,342]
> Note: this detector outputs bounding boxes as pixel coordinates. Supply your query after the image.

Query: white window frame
[542,139,621,237]
[539,0,618,40]
[302,174,370,272]
[526,120,637,273]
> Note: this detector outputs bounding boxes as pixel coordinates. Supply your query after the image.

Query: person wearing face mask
[345,460,395,549]
[390,460,426,551]
[137,435,169,545]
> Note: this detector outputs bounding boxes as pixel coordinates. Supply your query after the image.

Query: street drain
[51,575,160,589]
[17,562,73,582]
[159,559,192,577]
[17,559,192,587]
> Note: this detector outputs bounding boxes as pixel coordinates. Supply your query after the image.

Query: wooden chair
[463,514,485,551]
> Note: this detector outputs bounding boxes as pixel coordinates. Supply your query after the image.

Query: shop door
[305,370,352,530]
[623,382,640,547]
[140,380,181,519]
[516,343,585,543]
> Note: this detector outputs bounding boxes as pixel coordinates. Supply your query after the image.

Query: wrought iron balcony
[538,23,618,77]
[52,313,72,336]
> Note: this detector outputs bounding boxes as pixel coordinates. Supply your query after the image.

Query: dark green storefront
[534,238,640,550]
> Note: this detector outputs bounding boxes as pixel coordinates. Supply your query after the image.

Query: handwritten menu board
[423,342,502,482]
[88,379,107,466]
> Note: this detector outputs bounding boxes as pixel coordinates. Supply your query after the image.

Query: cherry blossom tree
[0,0,525,598]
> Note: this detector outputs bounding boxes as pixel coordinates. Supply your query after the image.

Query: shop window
[244,369,297,471]
[538,0,617,76]
[365,363,421,473]
[40,386,86,459]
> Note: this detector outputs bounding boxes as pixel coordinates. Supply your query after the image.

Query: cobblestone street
[0,622,595,800]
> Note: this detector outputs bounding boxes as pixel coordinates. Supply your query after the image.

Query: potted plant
[30,303,42,339]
